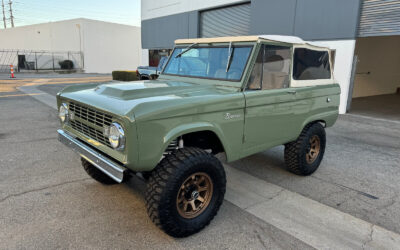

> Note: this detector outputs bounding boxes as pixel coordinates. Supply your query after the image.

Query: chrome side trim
[57,129,126,183]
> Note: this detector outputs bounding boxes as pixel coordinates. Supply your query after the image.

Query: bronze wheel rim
[306,135,321,164]
[176,172,213,219]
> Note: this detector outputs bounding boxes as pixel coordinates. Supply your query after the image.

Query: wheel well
[307,120,326,128]
[181,131,225,155]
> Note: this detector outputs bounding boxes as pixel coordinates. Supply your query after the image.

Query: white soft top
[175,35,329,50]
[175,35,335,87]
[259,35,305,44]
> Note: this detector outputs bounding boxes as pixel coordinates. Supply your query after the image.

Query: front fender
[135,112,244,171]
[135,122,231,171]
[162,122,231,155]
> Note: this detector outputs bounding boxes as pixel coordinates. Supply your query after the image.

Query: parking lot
[1,74,400,249]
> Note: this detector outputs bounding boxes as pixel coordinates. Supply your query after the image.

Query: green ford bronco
[57,35,340,237]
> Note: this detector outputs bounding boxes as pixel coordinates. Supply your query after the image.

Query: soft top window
[293,48,331,80]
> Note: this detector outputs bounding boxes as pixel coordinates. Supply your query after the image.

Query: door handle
[287,90,297,95]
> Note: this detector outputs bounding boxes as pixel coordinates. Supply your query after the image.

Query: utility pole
[8,0,13,28]
[1,0,6,29]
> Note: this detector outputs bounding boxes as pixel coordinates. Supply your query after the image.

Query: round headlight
[59,103,68,123]
[109,122,125,150]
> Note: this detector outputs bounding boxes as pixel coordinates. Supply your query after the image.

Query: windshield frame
[161,44,254,83]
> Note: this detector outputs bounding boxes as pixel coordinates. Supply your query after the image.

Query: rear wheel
[81,158,117,185]
[284,123,326,175]
[145,147,226,237]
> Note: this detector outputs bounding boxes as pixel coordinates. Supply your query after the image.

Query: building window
[293,48,331,80]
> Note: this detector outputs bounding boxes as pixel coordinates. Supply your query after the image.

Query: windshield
[163,45,253,81]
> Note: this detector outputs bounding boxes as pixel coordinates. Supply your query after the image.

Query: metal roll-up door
[358,0,400,37]
[200,3,251,38]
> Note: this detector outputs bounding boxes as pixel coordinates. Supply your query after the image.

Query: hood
[59,80,243,121]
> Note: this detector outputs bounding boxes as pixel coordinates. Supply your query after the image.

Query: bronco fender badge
[224,113,241,120]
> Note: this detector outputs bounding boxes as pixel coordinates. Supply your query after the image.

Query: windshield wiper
[175,43,198,58]
[226,41,233,72]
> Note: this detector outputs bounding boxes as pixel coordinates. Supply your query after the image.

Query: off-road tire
[81,158,118,185]
[284,123,326,176]
[145,147,226,237]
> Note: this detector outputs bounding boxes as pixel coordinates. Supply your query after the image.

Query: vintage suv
[57,35,340,237]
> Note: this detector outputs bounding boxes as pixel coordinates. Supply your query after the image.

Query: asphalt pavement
[0,87,311,249]
[1,77,400,249]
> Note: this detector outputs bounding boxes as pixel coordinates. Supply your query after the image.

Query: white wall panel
[81,19,141,73]
[0,19,142,73]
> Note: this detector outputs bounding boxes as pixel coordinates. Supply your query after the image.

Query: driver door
[242,44,299,156]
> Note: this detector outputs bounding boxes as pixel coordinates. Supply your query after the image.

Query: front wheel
[145,147,226,237]
[284,123,326,175]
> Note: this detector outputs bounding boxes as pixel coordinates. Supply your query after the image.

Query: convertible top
[175,35,329,50]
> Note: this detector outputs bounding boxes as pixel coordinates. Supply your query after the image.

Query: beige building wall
[0,19,81,51]
[353,36,400,98]
[0,18,142,73]
[80,19,141,73]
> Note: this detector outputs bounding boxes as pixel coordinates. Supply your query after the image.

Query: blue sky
[8,0,141,27]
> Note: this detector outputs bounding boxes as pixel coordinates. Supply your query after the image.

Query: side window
[262,45,291,90]
[247,45,291,90]
[247,46,263,90]
[293,48,331,80]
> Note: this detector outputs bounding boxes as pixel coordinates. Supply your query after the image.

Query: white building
[0,18,142,73]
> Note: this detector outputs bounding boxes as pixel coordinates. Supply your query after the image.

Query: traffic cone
[10,65,16,78]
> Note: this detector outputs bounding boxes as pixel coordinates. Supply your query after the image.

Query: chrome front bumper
[57,129,126,183]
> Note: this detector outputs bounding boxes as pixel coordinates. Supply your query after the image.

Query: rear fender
[301,110,339,131]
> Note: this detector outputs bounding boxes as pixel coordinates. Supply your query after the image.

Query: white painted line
[224,165,400,249]
[18,85,57,110]
[0,93,43,98]
[344,113,400,125]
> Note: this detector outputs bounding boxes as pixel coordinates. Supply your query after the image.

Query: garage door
[358,0,400,37]
[200,3,251,38]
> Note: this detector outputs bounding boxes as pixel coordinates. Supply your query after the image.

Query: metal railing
[0,49,84,73]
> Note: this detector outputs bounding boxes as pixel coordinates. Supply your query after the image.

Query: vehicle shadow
[122,145,293,202]
[123,174,147,201]
[226,146,297,184]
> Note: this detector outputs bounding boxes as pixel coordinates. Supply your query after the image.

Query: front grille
[69,102,112,148]
[69,102,112,127]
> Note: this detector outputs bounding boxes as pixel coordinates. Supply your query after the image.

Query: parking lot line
[18,85,57,109]
[0,93,43,98]
[0,76,112,92]
[224,165,400,249]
